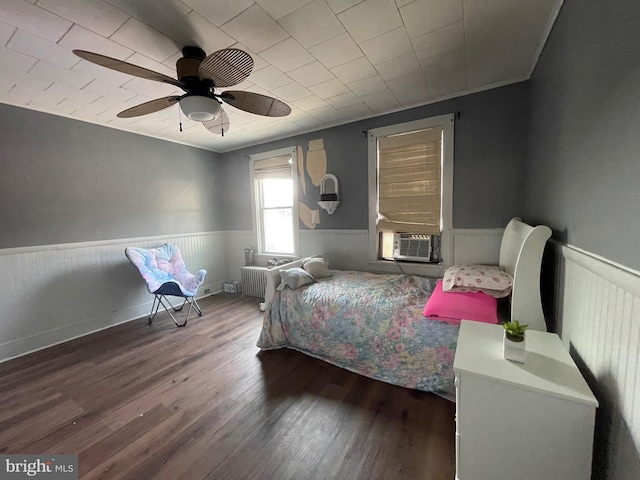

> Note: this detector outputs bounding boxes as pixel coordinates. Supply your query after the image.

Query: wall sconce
[318,174,341,214]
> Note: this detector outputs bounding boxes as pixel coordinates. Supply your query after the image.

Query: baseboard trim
[0,282,222,365]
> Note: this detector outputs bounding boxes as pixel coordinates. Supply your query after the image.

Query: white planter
[503,333,526,363]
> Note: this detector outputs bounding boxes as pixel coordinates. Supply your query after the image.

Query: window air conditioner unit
[393,233,432,263]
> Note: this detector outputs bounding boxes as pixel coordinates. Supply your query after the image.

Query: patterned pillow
[279,267,316,289]
[303,258,331,278]
[442,264,513,298]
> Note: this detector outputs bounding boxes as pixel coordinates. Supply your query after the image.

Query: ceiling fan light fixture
[180,95,221,122]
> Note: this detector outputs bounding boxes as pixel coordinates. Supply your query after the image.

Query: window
[250,147,298,256]
[368,114,454,264]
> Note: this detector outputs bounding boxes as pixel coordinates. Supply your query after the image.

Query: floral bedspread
[257,270,459,397]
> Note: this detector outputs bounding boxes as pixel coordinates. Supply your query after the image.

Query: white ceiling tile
[37,0,128,37]
[59,24,134,60]
[8,29,78,69]
[0,0,71,42]
[44,82,100,104]
[374,53,421,81]
[182,0,254,27]
[308,32,362,69]
[259,37,314,72]
[331,56,376,84]
[292,94,328,111]
[308,78,349,98]
[0,21,16,46]
[248,65,293,90]
[165,12,235,55]
[347,75,386,96]
[28,88,67,109]
[81,78,138,102]
[400,0,463,37]
[104,0,191,31]
[360,27,413,65]
[270,82,311,102]
[31,60,92,88]
[325,90,362,108]
[7,73,51,94]
[308,104,341,121]
[125,53,177,78]
[71,59,130,86]
[278,0,345,48]
[288,61,334,87]
[255,0,313,20]
[326,0,363,14]
[425,66,467,98]
[0,0,562,152]
[220,5,289,53]
[359,89,400,111]
[337,0,403,43]
[412,20,464,61]
[48,87,102,114]
[110,17,179,63]
[336,101,371,118]
[122,77,180,98]
[2,90,32,105]
[386,71,431,105]
[0,45,37,74]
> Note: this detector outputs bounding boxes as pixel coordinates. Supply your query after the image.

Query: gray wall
[526,2,640,479]
[525,0,640,271]
[222,82,530,232]
[0,104,223,248]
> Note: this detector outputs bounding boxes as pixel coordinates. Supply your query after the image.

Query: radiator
[240,266,269,298]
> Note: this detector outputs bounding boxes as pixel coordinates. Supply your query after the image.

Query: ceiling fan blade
[73,50,183,89]
[202,108,230,135]
[221,91,291,117]
[198,48,254,88]
[117,96,181,118]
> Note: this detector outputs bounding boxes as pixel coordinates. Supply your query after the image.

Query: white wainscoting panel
[553,243,640,479]
[0,232,227,362]
[299,230,370,271]
[226,228,504,282]
[449,228,504,265]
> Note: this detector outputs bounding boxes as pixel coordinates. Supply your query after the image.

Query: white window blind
[377,127,442,235]
[253,155,291,179]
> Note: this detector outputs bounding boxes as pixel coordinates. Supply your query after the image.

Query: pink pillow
[423,280,498,324]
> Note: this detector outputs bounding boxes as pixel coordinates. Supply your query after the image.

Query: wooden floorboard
[0,293,456,479]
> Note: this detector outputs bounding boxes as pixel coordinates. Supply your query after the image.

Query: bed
[257,218,551,398]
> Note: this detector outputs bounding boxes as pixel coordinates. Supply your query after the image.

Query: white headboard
[499,218,552,332]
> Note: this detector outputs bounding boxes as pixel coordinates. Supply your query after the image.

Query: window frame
[250,146,299,258]
[367,114,454,265]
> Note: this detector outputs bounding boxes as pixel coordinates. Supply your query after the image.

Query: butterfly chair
[125,243,207,327]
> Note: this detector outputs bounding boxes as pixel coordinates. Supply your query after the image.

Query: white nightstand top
[454,321,598,407]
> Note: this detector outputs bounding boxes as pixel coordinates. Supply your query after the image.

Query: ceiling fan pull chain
[178,107,183,132]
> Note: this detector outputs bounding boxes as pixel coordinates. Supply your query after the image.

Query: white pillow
[279,267,316,289]
[442,264,513,298]
[303,258,331,278]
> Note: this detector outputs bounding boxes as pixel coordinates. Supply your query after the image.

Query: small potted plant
[502,320,528,363]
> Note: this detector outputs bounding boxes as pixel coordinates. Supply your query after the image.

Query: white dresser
[453,320,598,480]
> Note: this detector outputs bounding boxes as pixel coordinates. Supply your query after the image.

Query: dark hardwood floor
[0,293,456,479]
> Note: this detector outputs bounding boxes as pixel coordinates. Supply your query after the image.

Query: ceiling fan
[72,46,291,136]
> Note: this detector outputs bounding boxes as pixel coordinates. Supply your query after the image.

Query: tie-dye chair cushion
[125,243,206,297]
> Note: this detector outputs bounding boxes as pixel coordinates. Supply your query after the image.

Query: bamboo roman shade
[377,127,442,235]
[253,155,291,179]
